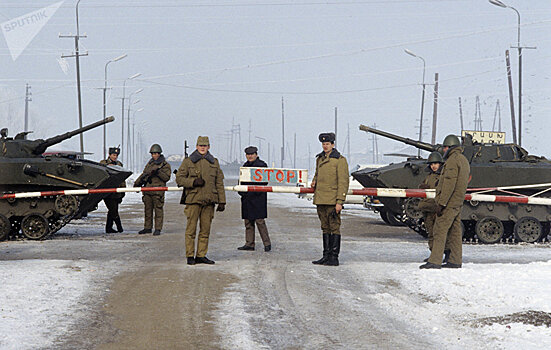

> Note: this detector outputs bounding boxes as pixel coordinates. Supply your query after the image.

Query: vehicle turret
[0,116,114,158]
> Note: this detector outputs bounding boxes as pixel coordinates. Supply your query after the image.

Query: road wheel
[385,210,404,226]
[379,208,391,225]
[514,217,543,243]
[0,214,10,241]
[21,214,50,240]
[475,216,504,244]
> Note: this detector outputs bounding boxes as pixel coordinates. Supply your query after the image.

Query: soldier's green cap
[197,136,210,146]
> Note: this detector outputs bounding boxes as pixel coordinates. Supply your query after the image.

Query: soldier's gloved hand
[418,183,430,189]
[436,205,445,217]
[216,203,225,212]
[193,178,205,187]
[330,209,338,219]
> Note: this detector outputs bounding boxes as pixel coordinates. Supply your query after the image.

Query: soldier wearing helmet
[417,151,449,263]
[420,135,470,269]
[134,143,172,236]
[100,146,126,233]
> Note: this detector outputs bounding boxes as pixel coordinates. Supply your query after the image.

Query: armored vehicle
[0,117,132,240]
[353,125,551,244]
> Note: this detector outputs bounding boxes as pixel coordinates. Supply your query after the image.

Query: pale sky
[0,0,550,168]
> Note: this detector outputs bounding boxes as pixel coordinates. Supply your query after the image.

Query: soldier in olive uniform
[417,151,449,262]
[135,144,172,236]
[176,136,226,265]
[311,132,349,266]
[420,135,470,269]
[100,147,125,233]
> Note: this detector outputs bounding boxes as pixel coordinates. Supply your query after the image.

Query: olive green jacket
[418,171,439,212]
[176,151,226,205]
[436,147,470,209]
[135,155,172,195]
[312,149,349,205]
[100,158,126,199]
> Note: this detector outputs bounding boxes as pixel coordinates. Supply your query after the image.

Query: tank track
[398,198,551,244]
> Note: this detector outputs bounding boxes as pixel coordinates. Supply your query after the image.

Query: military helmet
[442,134,461,147]
[149,144,162,153]
[427,151,443,164]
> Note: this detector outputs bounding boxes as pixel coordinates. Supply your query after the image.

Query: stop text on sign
[239,167,308,185]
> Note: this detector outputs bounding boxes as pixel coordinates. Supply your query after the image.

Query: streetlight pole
[119,75,141,162]
[131,108,144,171]
[103,54,127,159]
[126,90,142,164]
[489,0,535,146]
[405,49,426,157]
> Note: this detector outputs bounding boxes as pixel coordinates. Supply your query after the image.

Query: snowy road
[1,191,551,349]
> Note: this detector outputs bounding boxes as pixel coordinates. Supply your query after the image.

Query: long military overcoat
[239,158,268,220]
[312,149,349,205]
[436,147,470,209]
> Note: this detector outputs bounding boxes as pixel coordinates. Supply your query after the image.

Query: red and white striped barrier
[2,185,551,206]
[225,185,551,206]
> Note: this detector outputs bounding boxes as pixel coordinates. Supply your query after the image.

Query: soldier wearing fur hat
[134,143,172,236]
[310,132,349,266]
[176,136,226,265]
[100,147,126,233]
[237,146,271,252]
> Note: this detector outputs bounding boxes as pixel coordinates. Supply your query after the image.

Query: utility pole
[248,119,252,145]
[59,0,87,153]
[493,100,502,132]
[431,73,439,144]
[293,132,296,168]
[281,97,285,168]
[458,97,464,132]
[347,123,351,161]
[474,96,483,131]
[24,84,31,135]
[505,50,517,144]
[334,107,338,147]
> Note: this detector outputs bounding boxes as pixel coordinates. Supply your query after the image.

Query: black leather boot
[114,217,124,233]
[312,233,331,264]
[324,234,341,266]
[105,217,116,233]
[443,250,450,263]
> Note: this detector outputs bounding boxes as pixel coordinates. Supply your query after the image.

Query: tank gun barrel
[34,116,115,154]
[359,124,437,153]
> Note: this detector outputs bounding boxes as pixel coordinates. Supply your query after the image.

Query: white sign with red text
[239,167,308,185]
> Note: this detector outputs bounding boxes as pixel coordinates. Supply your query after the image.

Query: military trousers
[244,219,271,248]
[143,194,164,230]
[104,198,121,220]
[427,206,462,265]
[316,204,341,235]
[184,204,215,258]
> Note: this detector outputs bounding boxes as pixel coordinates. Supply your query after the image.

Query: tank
[353,124,551,244]
[0,117,132,240]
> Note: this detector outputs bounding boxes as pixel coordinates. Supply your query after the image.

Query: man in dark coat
[237,146,272,252]
[100,147,125,233]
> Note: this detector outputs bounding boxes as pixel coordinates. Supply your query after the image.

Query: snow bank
[364,261,551,349]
